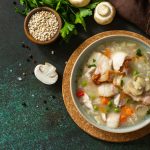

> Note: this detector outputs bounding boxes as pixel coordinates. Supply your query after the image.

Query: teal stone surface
[0,0,149,149]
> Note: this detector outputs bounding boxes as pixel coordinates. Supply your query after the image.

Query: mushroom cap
[94,2,116,25]
[34,63,58,85]
[68,0,90,7]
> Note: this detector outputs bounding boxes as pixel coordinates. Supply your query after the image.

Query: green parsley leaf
[121,79,124,86]
[81,80,88,87]
[88,64,96,68]
[136,48,142,56]
[42,0,56,7]
[93,59,96,62]
[86,1,101,9]
[75,13,86,30]
[56,1,61,11]
[93,105,99,111]
[60,21,75,39]
[147,109,150,115]
[132,70,139,76]
[75,8,92,30]
[19,0,25,5]
[79,8,92,17]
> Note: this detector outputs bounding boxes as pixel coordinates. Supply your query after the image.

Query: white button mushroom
[68,0,90,7]
[94,2,116,25]
[34,62,58,85]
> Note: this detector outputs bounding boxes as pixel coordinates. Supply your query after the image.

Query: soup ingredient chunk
[136,105,149,117]
[92,52,112,84]
[98,83,118,97]
[79,92,93,110]
[94,52,112,75]
[111,51,127,71]
[106,112,120,128]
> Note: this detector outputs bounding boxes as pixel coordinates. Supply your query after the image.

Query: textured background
[0,0,149,149]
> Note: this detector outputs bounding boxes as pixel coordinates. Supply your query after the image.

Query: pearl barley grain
[28,11,59,42]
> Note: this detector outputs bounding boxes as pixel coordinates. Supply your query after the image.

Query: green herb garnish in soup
[81,80,87,87]
[88,64,96,68]
[120,79,124,86]
[93,59,96,62]
[76,41,150,129]
[136,48,142,56]
[132,70,139,77]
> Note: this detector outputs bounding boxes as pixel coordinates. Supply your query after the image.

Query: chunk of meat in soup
[98,83,119,97]
[106,112,120,128]
[91,53,112,84]
[111,52,127,71]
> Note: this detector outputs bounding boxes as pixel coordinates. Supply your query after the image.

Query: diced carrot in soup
[120,114,127,123]
[101,97,109,105]
[103,48,111,58]
[121,106,134,116]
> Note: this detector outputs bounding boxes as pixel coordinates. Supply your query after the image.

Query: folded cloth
[108,0,150,35]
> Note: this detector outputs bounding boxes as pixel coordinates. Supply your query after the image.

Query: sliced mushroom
[133,77,145,90]
[98,83,119,97]
[136,105,149,117]
[68,0,90,7]
[123,77,145,97]
[127,81,143,96]
[106,112,120,128]
[34,62,58,85]
[111,51,127,71]
[94,2,116,25]
[127,113,138,125]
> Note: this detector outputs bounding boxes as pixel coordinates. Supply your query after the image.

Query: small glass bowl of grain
[24,7,62,45]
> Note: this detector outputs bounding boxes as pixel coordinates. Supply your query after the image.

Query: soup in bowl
[71,33,150,133]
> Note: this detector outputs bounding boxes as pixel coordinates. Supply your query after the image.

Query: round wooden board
[62,31,150,142]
